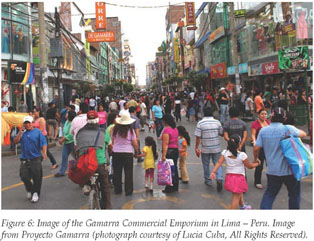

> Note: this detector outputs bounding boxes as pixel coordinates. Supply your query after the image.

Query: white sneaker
[26,192,32,200]
[31,192,39,203]
[82,185,91,195]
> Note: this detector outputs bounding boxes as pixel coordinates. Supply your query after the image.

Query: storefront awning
[195,31,211,48]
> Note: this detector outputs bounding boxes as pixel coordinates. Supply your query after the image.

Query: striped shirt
[194,117,223,154]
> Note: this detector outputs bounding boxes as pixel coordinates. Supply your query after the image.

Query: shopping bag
[167,159,175,185]
[157,159,172,186]
[280,126,313,181]
[58,126,63,137]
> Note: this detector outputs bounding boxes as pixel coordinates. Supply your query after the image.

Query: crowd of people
[4,84,310,209]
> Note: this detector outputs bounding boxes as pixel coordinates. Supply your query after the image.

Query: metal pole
[38,2,49,112]
[304,69,310,134]
[229,2,241,95]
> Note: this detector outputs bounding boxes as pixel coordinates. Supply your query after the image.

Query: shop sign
[239,63,248,73]
[234,9,246,18]
[278,46,310,70]
[87,31,115,42]
[9,61,35,85]
[210,62,227,79]
[262,62,279,75]
[209,26,225,43]
[248,64,262,76]
[95,2,106,29]
[185,2,196,26]
[174,38,180,63]
[227,66,235,75]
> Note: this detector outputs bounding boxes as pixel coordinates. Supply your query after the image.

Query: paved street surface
[1,115,312,210]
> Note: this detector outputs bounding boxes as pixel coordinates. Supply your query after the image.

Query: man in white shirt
[109,99,118,112]
[139,99,148,131]
[119,98,126,111]
[119,102,130,117]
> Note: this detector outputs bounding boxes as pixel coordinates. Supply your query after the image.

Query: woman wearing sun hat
[112,113,138,196]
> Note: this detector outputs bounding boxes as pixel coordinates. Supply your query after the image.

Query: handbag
[280,126,313,181]
[157,159,172,186]
[68,128,101,185]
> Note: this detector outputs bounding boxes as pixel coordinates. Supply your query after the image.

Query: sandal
[51,164,59,170]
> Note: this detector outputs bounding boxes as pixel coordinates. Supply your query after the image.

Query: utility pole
[55,7,64,110]
[229,2,241,94]
[38,2,49,112]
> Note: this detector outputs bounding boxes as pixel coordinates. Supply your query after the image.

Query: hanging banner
[60,2,72,31]
[9,61,35,85]
[95,2,106,29]
[278,46,310,70]
[87,31,115,42]
[210,62,227,79]
[185,2,196,26]
[262,61,280,75]
[209,26,225,43]
[174,38,180,63]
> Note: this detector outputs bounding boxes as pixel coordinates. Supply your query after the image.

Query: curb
[1,143,57,157]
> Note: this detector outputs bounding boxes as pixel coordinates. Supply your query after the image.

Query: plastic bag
[157,159,172,186]
[58,126,63,138]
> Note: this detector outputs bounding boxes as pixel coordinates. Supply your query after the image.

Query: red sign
[262,61,279,75]
[95,2,106,29]
[185,2,195,26]
[210,63,227,79]
[87,31,115,42]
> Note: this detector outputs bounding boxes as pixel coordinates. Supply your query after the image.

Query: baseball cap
[23,116,33,123]
[219,87,225,92]
[87,110,98,119]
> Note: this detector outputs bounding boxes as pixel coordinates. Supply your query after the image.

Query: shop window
[293,2,313,44]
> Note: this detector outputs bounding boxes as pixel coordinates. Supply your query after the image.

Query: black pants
[112,152,134,195]
[97,164,112,209]
[254,148,266,185]
[45,136,57,165]
[164,148,179,192]
[20,157,43,195]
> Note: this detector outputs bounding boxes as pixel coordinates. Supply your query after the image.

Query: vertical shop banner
[210,63,227,79]
[60,2,72,31]
[95,2,106,29]
[185,2,195,26]
[278,46,310,70]
[174,38,180,63]
[262,62,279,75]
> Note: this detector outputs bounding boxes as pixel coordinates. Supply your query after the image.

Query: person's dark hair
[129,106,136,113]
[257,108,267,115]
[154,99,160,105]
[227,134,241,157]
[106,112,117,127]
[123,102,128,108]
[283,111,295,125]
[97,104,104,112]
[163,113,176,128]
[271,107,285,123]
[203,106,213,117]
[67,110,76,122]
[145,136,158,160]
[177,126,190,146]
[113,124,133,139]
[80,102,89,114]
[229,107,239,118]
[69,105,75,111]
[48,102,53,108]
[33,107,44,117]
[8,106,14,112]
[255,90,261,95]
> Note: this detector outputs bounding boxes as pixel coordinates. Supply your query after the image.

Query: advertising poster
[278,46,310,69]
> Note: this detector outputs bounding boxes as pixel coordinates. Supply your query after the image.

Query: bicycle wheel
[88,189,101,209]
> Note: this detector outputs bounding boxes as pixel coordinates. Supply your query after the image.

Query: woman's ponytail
[227,134,241,157]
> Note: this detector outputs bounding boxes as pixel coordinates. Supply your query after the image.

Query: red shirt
[251,119,270,138]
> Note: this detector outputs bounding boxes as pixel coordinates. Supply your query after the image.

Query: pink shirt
[163,127,179,148]
[251,119,270,138]
[112,129,136,153]
[98,111,107,125]
[33,117,47,136]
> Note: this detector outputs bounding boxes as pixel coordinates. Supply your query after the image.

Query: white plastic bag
[58,126,63,138]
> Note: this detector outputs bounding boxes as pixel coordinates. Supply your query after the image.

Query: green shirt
[63,121,74,144]
[95,129,111,165]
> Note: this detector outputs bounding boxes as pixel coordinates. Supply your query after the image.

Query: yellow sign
[84,19,91,26]
[185,2,196,26]
[174,38,180,63]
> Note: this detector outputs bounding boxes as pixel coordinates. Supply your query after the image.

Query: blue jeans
[201,152,223,183]
[154,118,164,138]
[260,174,301,209]
[58,142,74,175]
[219,104,229,124]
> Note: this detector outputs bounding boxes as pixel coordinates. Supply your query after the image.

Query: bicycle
[88,173,102,209]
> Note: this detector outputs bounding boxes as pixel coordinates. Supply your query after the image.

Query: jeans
[154,118,164,138]
[112,152,134,195]
[20,157,43,195]
[254,148,266,185]
[219,104,229,124]
[260,174,301,209]
[201,152,223,183]
[58,142,74,175]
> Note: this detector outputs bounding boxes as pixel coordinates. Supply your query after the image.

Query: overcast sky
[45,0,203,85]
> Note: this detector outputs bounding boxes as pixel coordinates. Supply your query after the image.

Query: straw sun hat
[115,113,135,125]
